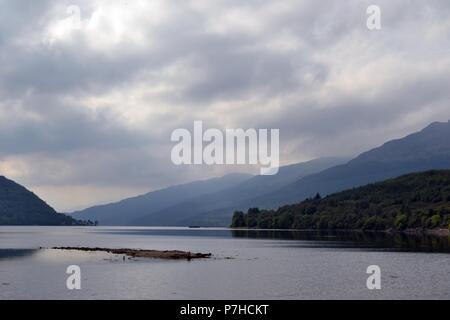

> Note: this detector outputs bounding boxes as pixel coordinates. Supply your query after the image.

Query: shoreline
[230,227,450,236]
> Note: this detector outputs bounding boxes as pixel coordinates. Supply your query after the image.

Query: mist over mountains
[69,173,251,225]
[2,120,450,226]
[71,120,450,226]
[133,157,348,226]
[70,157,346,225]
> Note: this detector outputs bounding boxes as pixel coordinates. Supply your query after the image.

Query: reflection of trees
[229,229,450,253]
[0,249,38,261]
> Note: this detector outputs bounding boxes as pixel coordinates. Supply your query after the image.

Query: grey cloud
[0,94,147,155]
[0,0,449,210]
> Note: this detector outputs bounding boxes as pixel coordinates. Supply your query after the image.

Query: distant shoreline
[2,225,449,237]
[229,227,450,237]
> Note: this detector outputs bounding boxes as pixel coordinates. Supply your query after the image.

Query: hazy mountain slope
[251,120,450,210]
[134,157,348,226]
[72,120,450,227]
[69,173,251,225]
[0,176,76,225]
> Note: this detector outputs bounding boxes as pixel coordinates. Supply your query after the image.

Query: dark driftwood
[51,247,212,260]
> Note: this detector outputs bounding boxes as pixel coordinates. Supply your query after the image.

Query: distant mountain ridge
[70,173,252,225]
[71,120,450,227]
[254,120,450,210]
[71,158,346,225]
[355,121,450,162]
[134,157,348,226]
[0,176,77,225]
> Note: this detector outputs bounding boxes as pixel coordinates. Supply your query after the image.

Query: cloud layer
[0,0,449,211]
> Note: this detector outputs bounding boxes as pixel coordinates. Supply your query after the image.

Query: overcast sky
[0,0,449,211]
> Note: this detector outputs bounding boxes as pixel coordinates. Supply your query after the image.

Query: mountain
[71,158,346,226]
[133,157,348,226]
[69,173,252,225]
[0,176,77,225]
[71,120,450,227]
[252,120,450,210]
[231,170,450,231]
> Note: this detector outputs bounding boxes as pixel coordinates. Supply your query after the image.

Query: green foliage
[431,215,441,228]
[394,214,408,230]
[231,211,246,228]
[231,170,450,231]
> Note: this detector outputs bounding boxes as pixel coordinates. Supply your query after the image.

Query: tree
[231,211,246,228]
[431,215,441,228]
[394,214,408,230]
[277,213,293,229]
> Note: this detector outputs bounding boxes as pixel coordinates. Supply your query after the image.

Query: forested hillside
[232,170,450,231]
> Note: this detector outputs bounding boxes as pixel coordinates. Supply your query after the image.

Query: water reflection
[231,229,450,253]
[96,227,450,253]
[0,249,38,261]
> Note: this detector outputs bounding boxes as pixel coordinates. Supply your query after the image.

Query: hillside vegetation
[0,176,80,225]
[231,170,450,231]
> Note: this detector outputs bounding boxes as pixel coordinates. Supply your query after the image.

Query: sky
[0,0,449,212]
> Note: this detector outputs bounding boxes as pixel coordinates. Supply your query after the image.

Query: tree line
[231,170,450,231]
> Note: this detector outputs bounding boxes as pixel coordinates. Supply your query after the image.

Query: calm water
[0,226,449,300]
